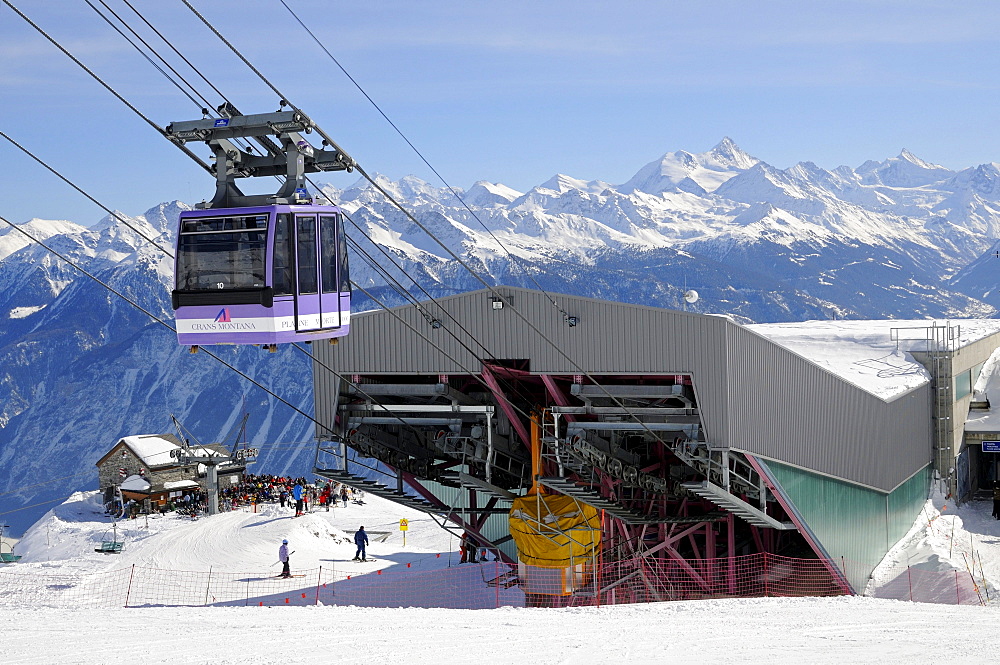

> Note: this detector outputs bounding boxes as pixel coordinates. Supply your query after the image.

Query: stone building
[96,434,243,509]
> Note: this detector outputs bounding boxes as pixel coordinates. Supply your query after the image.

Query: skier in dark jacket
[353,526,369,561]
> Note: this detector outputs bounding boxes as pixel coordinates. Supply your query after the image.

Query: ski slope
[4,489,1000,663]
[11,489,459,574]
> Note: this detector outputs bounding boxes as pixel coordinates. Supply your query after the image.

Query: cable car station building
[311,287,1000,596]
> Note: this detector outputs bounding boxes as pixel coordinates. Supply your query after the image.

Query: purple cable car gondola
[172,204,350,348]
[165,106,356,350]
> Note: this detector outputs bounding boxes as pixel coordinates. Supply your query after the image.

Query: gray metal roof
[315,287,932,492]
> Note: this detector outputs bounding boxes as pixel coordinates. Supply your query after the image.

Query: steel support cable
[0,14,519,487]
[85,0,205,112]
[182,0,679,454]
[0,130,176,259]
[85,0,284,178]
[339,209,496,358]
[0,471,94,499]
[330,213,551,434]
[20,0,655,449]
[1,0,211,175]
[350,162,688,450]
[37,0,675,468]
[305,176,512,367]
[119,0,234,107]
[345,235,425,312]
[179,0,355,168]
[177,1,550,376]
[334,200,544,414]
[0,133,498,469]
[278,0,569,318]
[0,213,321,431]
[345,280,551,434]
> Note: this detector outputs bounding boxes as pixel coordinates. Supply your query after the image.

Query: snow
[8,304,45,319]
[120,434,181,467]
[7,489,456,575]
[748,319,1000,400]
[119,474,151,492]
[163,479,199,490]
[5,488,1000,662]
[2,597,998,665]
[868,491,1000,609]
[966,346,1000,432]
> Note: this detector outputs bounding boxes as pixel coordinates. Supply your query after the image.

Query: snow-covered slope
[11,490,454,574]
[3,490,1000,665]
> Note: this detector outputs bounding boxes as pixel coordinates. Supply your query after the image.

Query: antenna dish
[683,289,699,304]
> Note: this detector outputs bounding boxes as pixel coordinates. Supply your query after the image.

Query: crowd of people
[218,473,364,514]
[107,473,367,519]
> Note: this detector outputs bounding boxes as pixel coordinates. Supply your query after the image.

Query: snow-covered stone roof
[120,435,181,468]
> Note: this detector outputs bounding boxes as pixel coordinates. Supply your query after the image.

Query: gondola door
[294,214,322,331]
[319,213,343,330]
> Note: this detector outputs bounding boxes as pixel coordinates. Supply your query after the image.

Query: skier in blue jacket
[353,526,369,561]
[293,483,304,517]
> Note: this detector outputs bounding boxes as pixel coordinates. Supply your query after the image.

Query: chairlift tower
[169,445,258,515]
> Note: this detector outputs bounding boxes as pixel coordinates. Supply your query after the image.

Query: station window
[956,370,972,401]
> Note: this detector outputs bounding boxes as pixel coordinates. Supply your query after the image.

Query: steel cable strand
[178,2,658,444]
[1,0,211,174]
[278,0,569,317]
[0,212,321,429]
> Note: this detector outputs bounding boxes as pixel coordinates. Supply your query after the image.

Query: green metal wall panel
[887,466,932,544]
[766,461,930,592]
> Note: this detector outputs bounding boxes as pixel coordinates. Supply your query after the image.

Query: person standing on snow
[278,539,291,578]
[353,526,369,561]
[341,486,350,507]
[293,483,304,517]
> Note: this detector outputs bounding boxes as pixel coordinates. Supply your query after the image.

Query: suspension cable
[11,0,681,463]
[177,0,681,450]
[279,0,570,317]
[85,0,204,111]
[0,0,211,174]
[0,130,175,258]
[0,212,319,427]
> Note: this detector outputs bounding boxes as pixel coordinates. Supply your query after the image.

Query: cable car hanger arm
[165,107,354,209]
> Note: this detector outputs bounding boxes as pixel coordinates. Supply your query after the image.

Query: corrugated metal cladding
[314,287,932,492]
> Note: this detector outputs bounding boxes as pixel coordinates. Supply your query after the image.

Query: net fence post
[763,553,769,597]
[315,566,322,606]
[124,564,135,608]
[907,566,913,602]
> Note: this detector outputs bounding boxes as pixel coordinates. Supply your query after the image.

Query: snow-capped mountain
[3,137,1000,533]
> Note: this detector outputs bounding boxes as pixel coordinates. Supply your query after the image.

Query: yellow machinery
[508,412,601,595]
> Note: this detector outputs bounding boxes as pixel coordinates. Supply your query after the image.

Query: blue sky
[1,0,999,224]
